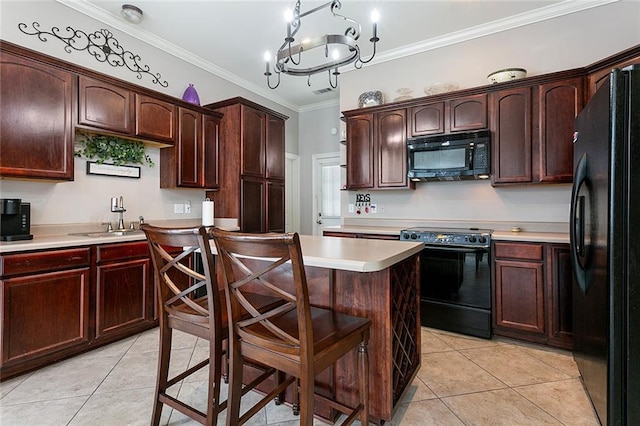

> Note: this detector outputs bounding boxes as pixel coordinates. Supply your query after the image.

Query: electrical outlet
[348,203,354,213]
[174,203,184,214]
[184,201,192,213]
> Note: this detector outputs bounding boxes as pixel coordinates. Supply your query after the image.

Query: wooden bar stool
[142,225,283,425]
[212,229,371,426]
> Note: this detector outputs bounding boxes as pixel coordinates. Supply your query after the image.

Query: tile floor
[0,327,600,425]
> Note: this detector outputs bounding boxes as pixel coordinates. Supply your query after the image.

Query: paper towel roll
[202,199,214,227]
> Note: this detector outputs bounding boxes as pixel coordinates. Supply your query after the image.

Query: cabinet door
[267,181,285,233]
[490,87,533,185]
[135,94,175,143]
[546,244,573,349]
[377,109,409,188]
[242,105,266,177]
[95,258,152,340]
[241,178,265,233]
[266,115,285,180]
[410,102,445,136]
[202,113,220,189]
[449,94,487,132]
[346,114,374,189]
[177,107,201,187]
[587,54,640,98]
[0,51,74,180]
[494,259,545,335]
[78,76,132,134]
[1,268,90,365]
[538,77,583,183]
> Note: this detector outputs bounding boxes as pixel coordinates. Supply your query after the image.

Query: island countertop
[292,235,422,272]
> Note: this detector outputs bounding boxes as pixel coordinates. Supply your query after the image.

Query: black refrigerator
[571,64,639,425]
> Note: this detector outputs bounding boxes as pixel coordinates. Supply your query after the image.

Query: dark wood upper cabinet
[490,87,533,185]
[241,106,266,177]
[266,115,285,180]
[78,76,132,134]
[490,76,583,186]
[176,107,200,187]
[0,50,75,181]
[586,45,640,99]
[409,94,486,137]
[205,97,287,233]
[538,78,583,183]
[449,94,487,132]
[345,109,412,190]
[346,113,375,189]
[377,109,409,188]
[410,102,445,136]
[202,113,220,189]
[135,94,175,143]
[160,107,221,189]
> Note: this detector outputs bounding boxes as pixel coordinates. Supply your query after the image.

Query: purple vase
[182,83,200,106]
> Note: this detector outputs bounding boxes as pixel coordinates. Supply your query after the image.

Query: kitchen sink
[69,229,144,238]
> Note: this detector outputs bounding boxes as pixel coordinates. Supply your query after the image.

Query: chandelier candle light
[264,0,380,89]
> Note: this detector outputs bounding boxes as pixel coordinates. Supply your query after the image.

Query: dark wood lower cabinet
[0,241,156,380]
[95,242,153,341]
[492,241,573,349]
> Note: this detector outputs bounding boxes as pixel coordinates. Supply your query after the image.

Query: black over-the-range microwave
[407,130,490,181]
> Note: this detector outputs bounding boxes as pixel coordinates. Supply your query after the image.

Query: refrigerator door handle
[570,153,590,293]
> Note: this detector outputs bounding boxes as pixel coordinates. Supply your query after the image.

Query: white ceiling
[58,0,611,111]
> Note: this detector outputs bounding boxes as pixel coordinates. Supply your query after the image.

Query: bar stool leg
[359,339,370,426]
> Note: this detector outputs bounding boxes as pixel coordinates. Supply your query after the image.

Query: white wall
[335,0,640,227]
[0,0,299,225]
[298,104,342,234]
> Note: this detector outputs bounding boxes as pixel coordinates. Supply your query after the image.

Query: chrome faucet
[110,196,127,230]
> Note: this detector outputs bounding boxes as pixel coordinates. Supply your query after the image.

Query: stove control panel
[400,229,491,248]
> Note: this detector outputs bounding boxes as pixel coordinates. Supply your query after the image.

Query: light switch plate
[174,203,184,214]
[348,204,354,213]
[184,201,191,213]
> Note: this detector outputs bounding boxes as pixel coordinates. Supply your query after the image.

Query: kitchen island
[214,235,423,423]
[1,231,422,423]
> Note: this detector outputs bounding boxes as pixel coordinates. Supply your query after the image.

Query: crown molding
[56,0,619,112]
[55,0,299,112]
[360,0,620,69]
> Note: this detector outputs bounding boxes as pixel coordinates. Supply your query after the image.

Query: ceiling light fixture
[264,0,380,90]
[121,4,143,24]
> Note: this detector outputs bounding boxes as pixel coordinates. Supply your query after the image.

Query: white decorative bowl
[358,90,384,108]
[423,82,459,96]
[487,68,527,84]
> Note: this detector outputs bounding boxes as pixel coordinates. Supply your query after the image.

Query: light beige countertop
[322,225,404,236]
[208,235,424,273]
[0,219,240,254]
[491,230,569,244]
[298,235,423,272]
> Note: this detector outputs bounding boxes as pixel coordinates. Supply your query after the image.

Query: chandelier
[264,0,380,90]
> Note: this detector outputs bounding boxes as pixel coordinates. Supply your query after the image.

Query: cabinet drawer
[0,248,90,277]
[493,242,544,261]
[96,242,148,263]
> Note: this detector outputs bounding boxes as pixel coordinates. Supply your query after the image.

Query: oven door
[419,245,492,338]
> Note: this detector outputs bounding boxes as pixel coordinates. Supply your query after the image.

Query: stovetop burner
[400,227,492,248]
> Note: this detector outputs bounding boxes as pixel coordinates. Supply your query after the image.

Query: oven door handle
[422,245,488,253]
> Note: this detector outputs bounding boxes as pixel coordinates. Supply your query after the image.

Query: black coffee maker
[1,198,33,241]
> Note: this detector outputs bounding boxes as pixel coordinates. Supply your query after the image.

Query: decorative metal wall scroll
[18,22,168,87]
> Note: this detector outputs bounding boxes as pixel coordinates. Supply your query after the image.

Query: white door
[312,153,341,235]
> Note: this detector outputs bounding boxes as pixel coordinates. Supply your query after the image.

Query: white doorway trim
[285,152,301,233]
[312,152,341,236]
